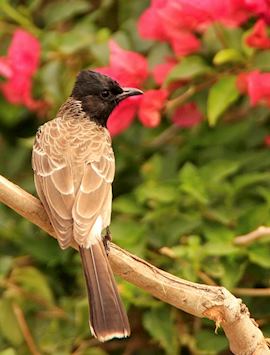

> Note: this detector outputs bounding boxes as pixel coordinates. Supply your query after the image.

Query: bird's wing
[72,130,115,248]
[32,119,75,249]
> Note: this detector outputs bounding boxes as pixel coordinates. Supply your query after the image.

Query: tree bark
[0,175,269,355]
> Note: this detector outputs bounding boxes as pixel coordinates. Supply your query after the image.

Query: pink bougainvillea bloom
[237,70,270,106]
[107,96,142,136]
[139,0,270,55]
[138,89,168,127]
[0,58,12,78]
[138,0,250,57]
[169,30,201,56]
[97,40,148,88]
[152,59,177,85]
[241,0,270,21]
[0,29,42,110]
[107,89,168,135]
[97,41,168,135]
[241,0,268,12]
[138,1,168,41]
[246,19,270,49]
[138,0,201,56]
[172,102,203,127]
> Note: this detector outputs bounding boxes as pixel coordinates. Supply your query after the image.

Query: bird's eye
[101,90,110,98]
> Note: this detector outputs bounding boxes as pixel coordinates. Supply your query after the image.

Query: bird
[32,70,143,342]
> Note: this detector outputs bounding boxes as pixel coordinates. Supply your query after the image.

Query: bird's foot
[103,226,112,255]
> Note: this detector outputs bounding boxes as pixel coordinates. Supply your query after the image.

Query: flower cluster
[97,41,169,135]
[136,0,270,139]
[138,0,270,56]
[1,0,270,137]
[0,29,42,111]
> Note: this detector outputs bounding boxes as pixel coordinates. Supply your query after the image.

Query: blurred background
[1,0,270,354]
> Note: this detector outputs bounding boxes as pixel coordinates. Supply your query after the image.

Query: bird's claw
[103,226,112,255]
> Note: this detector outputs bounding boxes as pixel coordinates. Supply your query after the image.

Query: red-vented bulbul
[32,70,143,341]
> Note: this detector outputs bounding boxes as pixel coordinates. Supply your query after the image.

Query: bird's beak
[116,87,143,103]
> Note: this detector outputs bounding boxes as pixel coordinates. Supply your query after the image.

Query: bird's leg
[103,226,112,255]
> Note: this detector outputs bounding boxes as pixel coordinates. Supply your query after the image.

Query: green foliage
[213,48,244,65]
[1,1,270,355]
[167,56,212,82]
[207,76,240,126]
[143,307,179,355]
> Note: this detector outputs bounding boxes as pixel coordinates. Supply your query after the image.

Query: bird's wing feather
[33,115,115,249]
[32,120,75,249]
[72,135,115,247]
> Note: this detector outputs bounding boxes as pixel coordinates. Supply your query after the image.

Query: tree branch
[0,175,269,355]
[234,226,270,246]
[12,302,41,355]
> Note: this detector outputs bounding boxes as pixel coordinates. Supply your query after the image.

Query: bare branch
[12,303,41,355]
[0,175,269,355]
[234,288,270,297]
[234,226,270,246]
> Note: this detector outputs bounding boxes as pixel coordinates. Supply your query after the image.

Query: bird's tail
[79,243,130,342]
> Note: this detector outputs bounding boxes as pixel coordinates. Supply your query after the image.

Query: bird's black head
[71,70,143,127]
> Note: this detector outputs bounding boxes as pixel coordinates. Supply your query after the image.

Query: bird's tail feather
[79,243,130,342]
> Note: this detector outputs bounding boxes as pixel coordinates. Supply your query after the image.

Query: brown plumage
[32,70,142,341]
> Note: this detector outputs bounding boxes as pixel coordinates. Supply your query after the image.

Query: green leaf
[113,195,142,215]
[196,329,227,353]
[178,163,208,204]
[207,75,240,126]
[167,56,212,82]
[0,256,13,278]
[0,349,17,355]
[110,220,146,256]
[0,98,27,127]
[43,0,91,26]
[0,299,23,346]
[242,30,256,57]
[233,172,270,192]
[248,244,270,268]
[204,242,239,256]
[11,266,53,304]
[253,51,270,71]
[58,30,95,55]
[200,159,240,183]
[136,182,177,204]
[213,48,244,65]
[223,26,244,51]
[202,25,223,54]
[143,307,179,355]
[221,259,247,289]
[141,154,163,179]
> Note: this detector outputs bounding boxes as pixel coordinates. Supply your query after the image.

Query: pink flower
[0,29,42,111]
[107,96,142,136]
[152,59,177,85]
[96,41,168,135]
[97,40,148,88]
[138,89,168,127]
[241,0,270,22]
[172,102,203,127]
[246,19,270,49]
[138,0,250,56]
[138,1,168,41]
[138,0,201,56]
[237,70,270,106]
[169,31,200,57]
[107,89,168,136]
